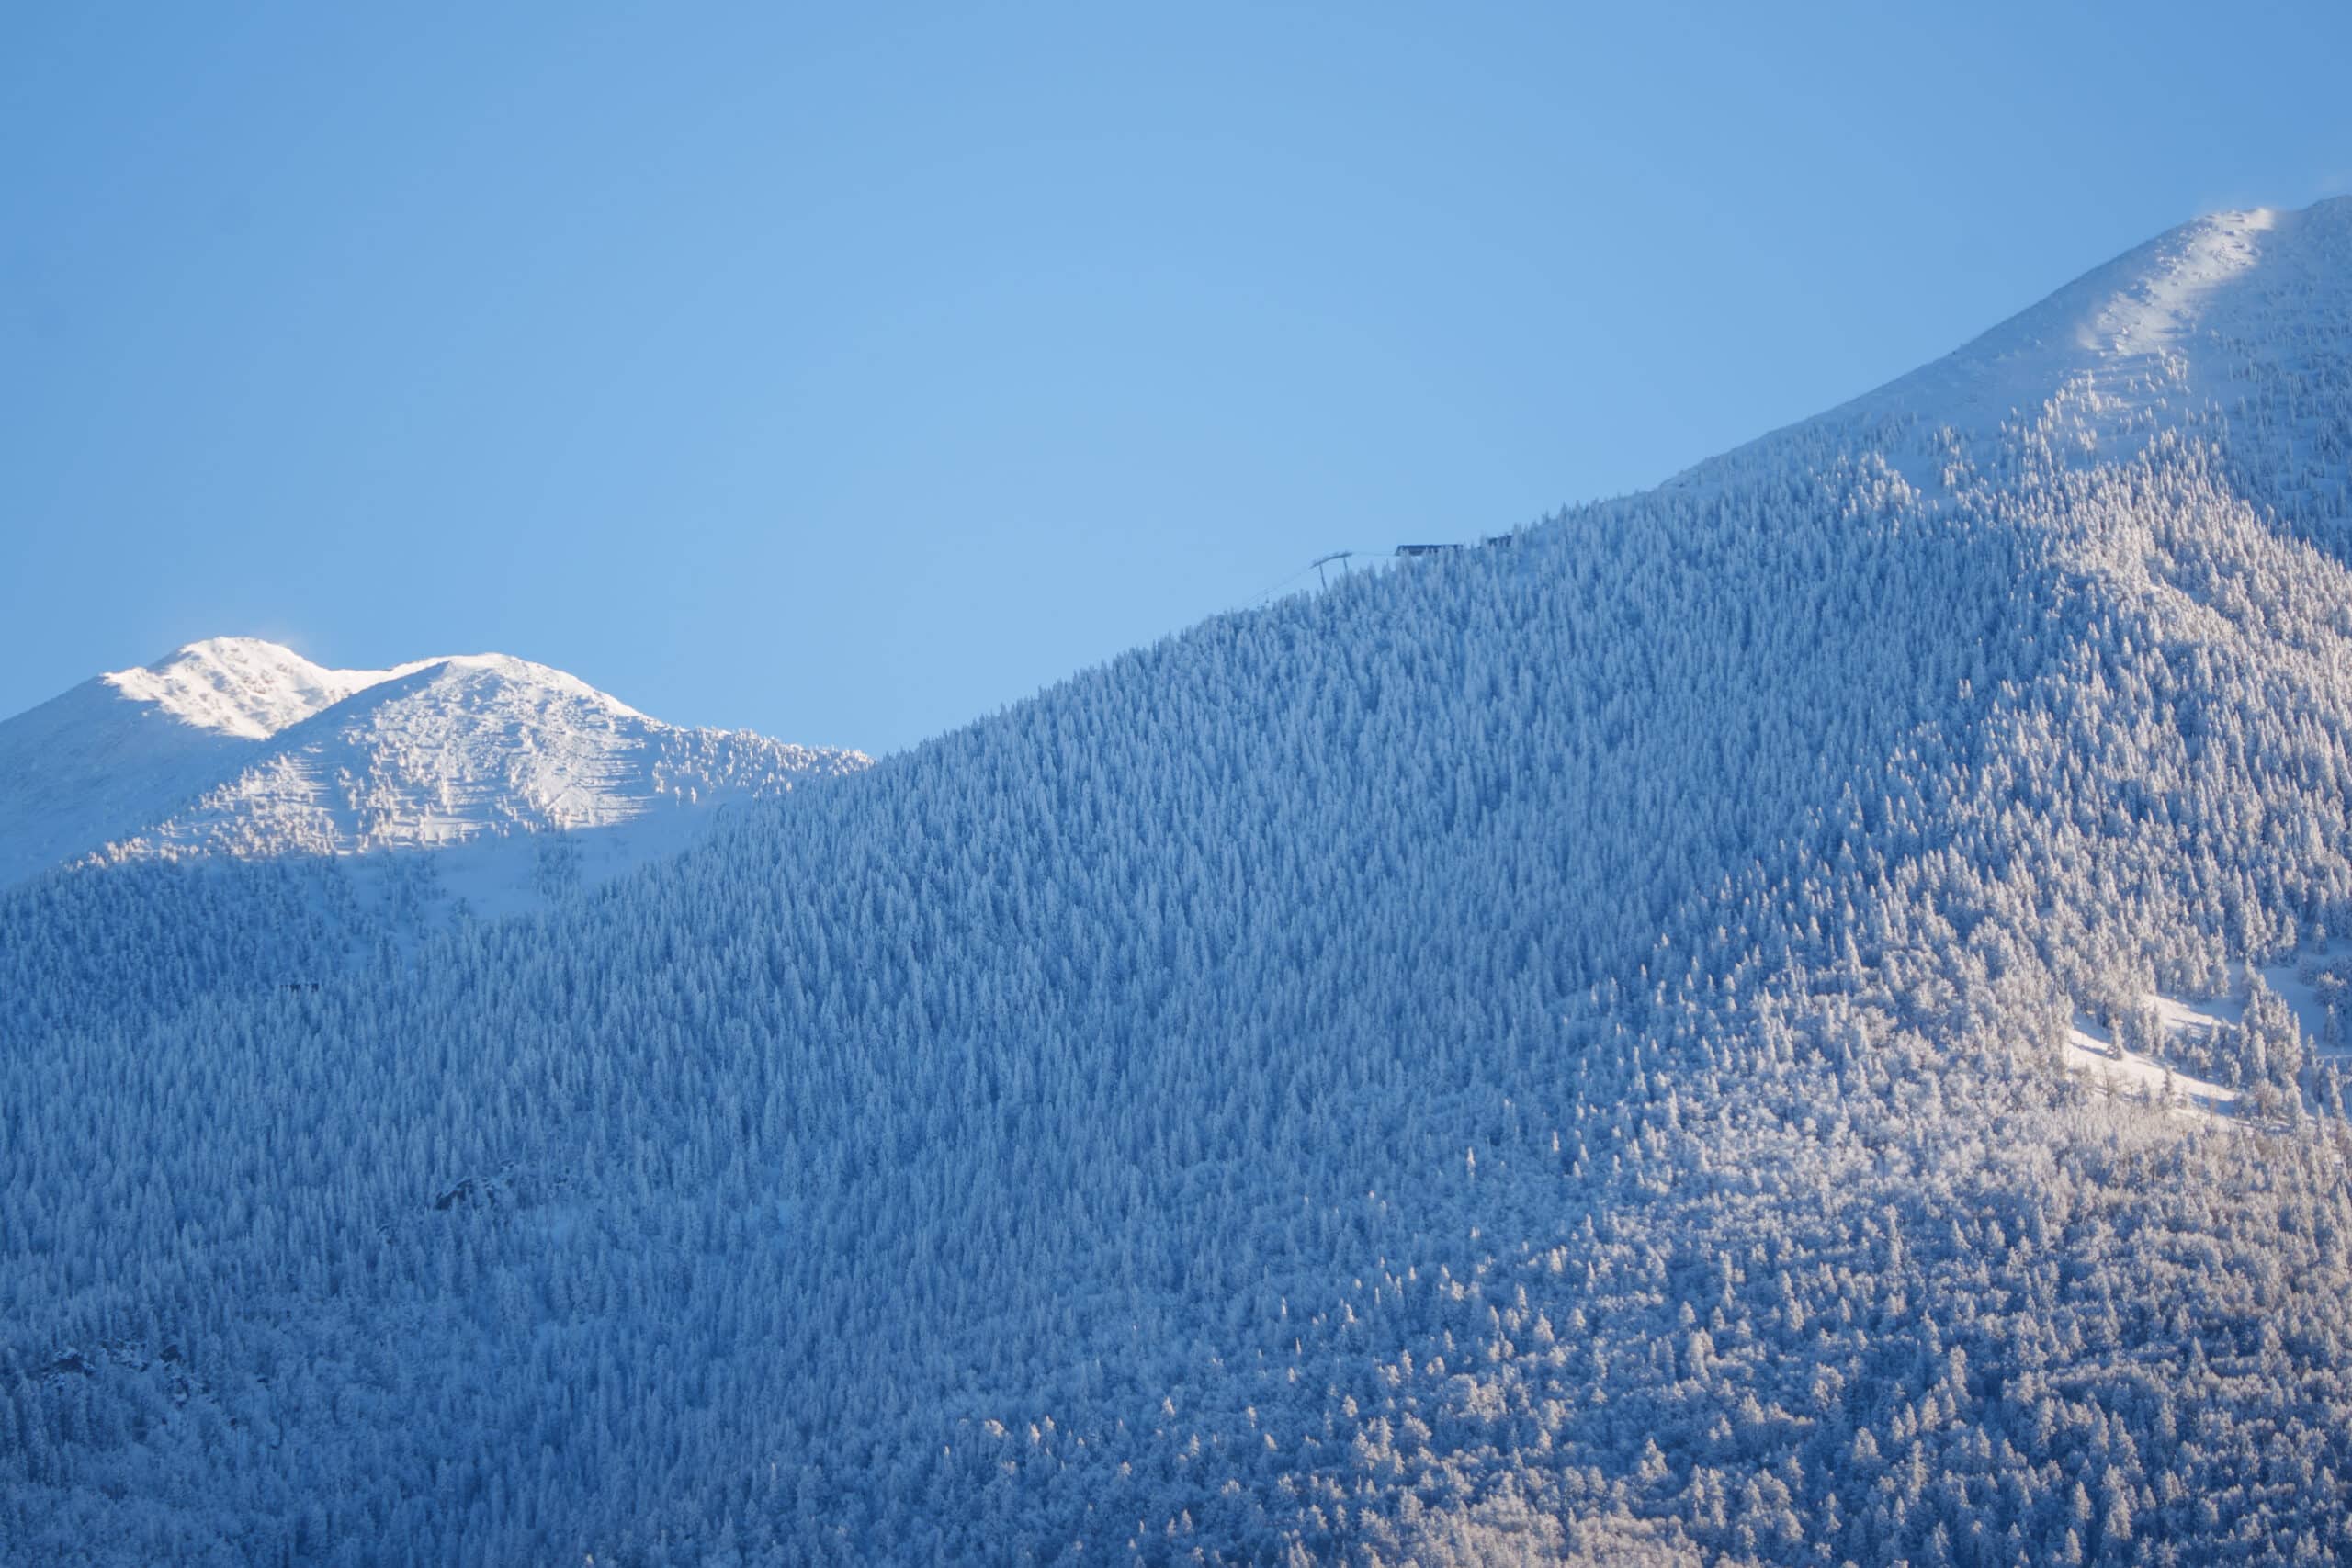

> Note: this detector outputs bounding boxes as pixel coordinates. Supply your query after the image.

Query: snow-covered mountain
[9,198,2352,1565]
[0,636,866,898]
[1680,197,2352,518]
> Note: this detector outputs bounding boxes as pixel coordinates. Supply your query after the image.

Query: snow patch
[2064,1012,2239,1122]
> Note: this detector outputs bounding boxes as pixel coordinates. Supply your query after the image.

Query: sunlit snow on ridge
[0,636,866,899]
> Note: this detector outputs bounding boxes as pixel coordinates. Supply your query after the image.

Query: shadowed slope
[6,200,2352,1564]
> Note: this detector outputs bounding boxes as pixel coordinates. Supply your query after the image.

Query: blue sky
[5,2,2348,752]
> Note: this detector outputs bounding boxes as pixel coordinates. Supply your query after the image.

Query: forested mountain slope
[0,637,867,909]
[6,199,2352,1565]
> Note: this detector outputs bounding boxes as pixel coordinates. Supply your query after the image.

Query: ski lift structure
[1337,531,1526,575]
[1396,532,1521,558]
[1245,530,1528,611]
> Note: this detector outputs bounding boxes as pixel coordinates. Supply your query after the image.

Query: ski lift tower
[1311,551,1354,589]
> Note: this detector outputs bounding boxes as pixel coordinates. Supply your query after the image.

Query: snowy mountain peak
[100,637,414,740]
[1856,201,2295,429]
[1675,194,2352,525]
[2076,204,2278,355]
[91,637,648,745]
[1,637,867,897]
[380,651,650,724]
[17,196,2352,1562]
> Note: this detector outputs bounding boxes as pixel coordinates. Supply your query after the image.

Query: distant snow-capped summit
[97,636,435,739]
[0,637,866,894]
[1674,196,2352,513]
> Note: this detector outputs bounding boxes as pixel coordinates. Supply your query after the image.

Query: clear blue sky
[6,3,2348,752]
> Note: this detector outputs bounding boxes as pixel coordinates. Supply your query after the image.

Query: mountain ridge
[1674,197,2352,520]
[8,197,2352,1562]
[95,636,447,739]
[0,635,867,894]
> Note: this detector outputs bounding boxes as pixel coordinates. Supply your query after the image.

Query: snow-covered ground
[1854,206,2280,445]
[0,637,867,901]
[96,636,435,739]
[2253,948,2346,1054]
[2064,1011,2240,1122]
[12,196,2352,1566]
[1673,197,2352,513]
[2063,941,2352,1125]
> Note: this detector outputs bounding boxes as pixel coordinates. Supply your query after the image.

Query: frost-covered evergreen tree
[4,197,2352,1564]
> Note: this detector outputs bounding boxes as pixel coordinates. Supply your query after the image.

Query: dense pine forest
[6,199,2352,1563]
